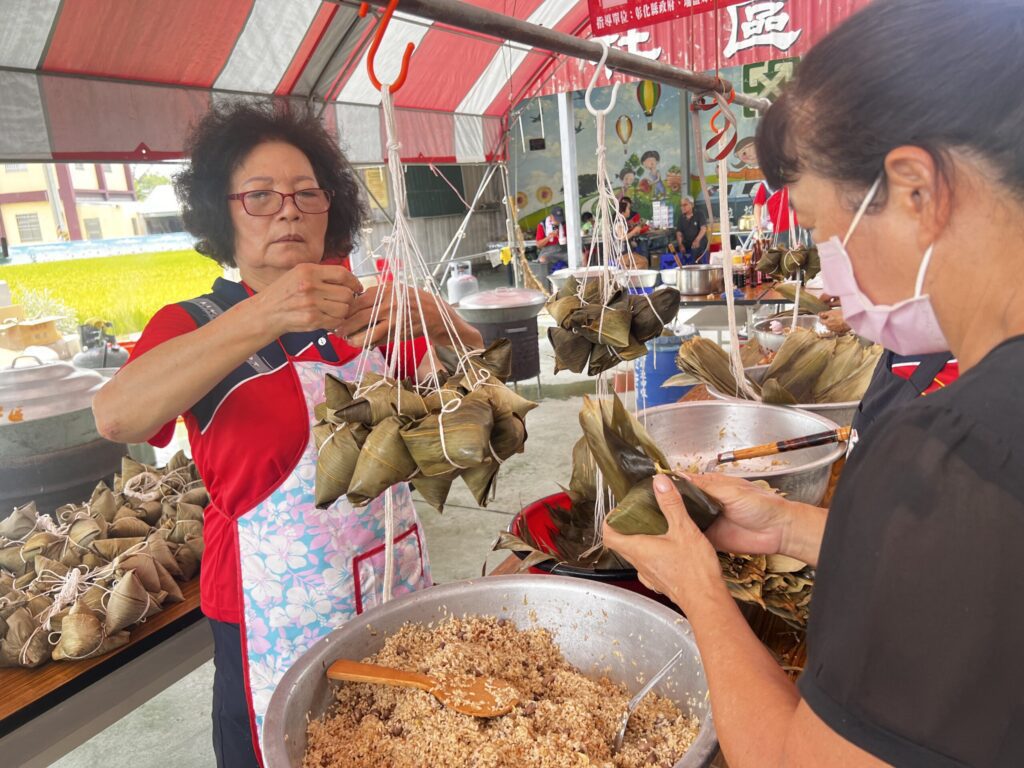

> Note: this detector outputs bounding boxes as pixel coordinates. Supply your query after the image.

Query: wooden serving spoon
[327,659,519,718]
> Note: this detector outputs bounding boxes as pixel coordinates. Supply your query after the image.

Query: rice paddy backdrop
[0,250,221,336]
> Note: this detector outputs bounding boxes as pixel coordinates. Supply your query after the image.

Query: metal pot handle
[10,355,45,369]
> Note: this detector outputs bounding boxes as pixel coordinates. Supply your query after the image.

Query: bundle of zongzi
[546,275,681,377]
[312,339,536,513]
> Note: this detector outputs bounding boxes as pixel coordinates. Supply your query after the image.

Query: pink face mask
[818,176,949,355]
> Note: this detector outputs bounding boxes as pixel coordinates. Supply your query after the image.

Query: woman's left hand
[602,474,725,611]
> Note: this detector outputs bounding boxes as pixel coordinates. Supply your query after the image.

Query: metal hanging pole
[352,0,771,112]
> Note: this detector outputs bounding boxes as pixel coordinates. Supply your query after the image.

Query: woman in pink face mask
[602,2,1024,767]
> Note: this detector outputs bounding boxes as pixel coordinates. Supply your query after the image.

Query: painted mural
[509,82,684,234]
[688,58,798,200]
[510,56,799,235]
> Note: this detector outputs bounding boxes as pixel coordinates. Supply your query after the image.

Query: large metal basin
[263,575,718,768]
[639,401,844,505]
[752,314,827,353]
[706,365,860,429]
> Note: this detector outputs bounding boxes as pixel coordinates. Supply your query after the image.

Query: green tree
[135,172,171,201]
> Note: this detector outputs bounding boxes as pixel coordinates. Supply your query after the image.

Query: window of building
[102,164,113,173]
[74,163,86,170]
[404,165,465,218]
[15,213,43,243]
[4,163,27,172]
[362,167,390,211]
[84,218,103,240]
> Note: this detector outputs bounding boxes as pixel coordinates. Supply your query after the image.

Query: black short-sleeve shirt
[799,335,1024,767]
[675,209,707,247]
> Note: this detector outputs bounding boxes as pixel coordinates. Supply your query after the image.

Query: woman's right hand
[688,473,827,566]
[686,473,793,556]
[250,263,364,340]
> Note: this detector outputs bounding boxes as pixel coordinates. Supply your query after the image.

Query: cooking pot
[454,287,547,323]
[0,356,126,514]
[263,576,718,768]
[676,265,724,295]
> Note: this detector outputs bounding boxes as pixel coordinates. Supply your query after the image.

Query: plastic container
[509,493,670,605]
[634,332,692,409]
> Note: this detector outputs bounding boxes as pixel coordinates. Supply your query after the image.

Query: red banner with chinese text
[588,0,745,37]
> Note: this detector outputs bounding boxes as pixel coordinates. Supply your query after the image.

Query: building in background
[136,184,184,235]
[0,163,139,247]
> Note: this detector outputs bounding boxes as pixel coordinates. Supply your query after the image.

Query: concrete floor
[53,318,604,768]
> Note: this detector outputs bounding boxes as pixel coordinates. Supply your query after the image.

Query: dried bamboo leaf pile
[0,452,206,667]
[677,329,882,405]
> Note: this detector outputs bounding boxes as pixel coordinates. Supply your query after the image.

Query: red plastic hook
[359,1,415,93]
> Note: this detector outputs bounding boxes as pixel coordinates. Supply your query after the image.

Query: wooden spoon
[327,659,519,718]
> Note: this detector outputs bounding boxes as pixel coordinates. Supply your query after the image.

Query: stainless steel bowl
[752,314,827,353]
[706,365,861,428]
[639,400,844,505]
[621,269,659,288]
[262,575,718,768]
[677,265,724,295]
[548,268,618,296]
[660,268,679,288]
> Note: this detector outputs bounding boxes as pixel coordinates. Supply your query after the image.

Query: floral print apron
[235,353,431,757]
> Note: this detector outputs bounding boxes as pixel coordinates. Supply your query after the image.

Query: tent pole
[353,0,771,112]
[556,92,582,271]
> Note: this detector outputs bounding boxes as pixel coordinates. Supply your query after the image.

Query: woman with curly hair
[93,102,480,767]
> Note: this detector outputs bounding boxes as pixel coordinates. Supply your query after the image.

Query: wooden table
[0,578,212,768]
[679,281,792,307]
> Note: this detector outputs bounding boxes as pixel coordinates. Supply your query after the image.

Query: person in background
[580,211,594,236]
[617,196,649,269]
[93,102,481,768]
[605,1,1024,765]
[535,205,568,272]
[675,196,708,264]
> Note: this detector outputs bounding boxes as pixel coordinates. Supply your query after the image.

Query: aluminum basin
[752,314,827,353]
[706,365,860,430]
[262,575,718,768]
[639,400,844,505]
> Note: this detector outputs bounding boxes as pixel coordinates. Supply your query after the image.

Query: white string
[354,85,496,603]
[382,488,396,604]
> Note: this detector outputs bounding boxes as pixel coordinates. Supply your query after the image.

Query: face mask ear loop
[914,244,935,297]
[842,174,885,247]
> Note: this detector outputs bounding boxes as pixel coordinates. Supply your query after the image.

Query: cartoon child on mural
[731,136,764,181]
[617,166,636,200]
[639,150,666,197]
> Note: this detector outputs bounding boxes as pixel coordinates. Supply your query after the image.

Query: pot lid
[0,356,106,424]
[458,288,547,310]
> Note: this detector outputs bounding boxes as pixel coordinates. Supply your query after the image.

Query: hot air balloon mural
[615,115,633,155]
[636,80,661,130]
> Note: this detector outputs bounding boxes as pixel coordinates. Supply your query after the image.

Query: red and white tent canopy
[0,0,867,165]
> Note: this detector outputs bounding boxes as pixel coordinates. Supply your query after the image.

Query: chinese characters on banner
[588,0,744,37]
[724,1,803,57]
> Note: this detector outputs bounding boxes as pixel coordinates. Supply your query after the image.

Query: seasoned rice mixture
[304,616,699,768]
